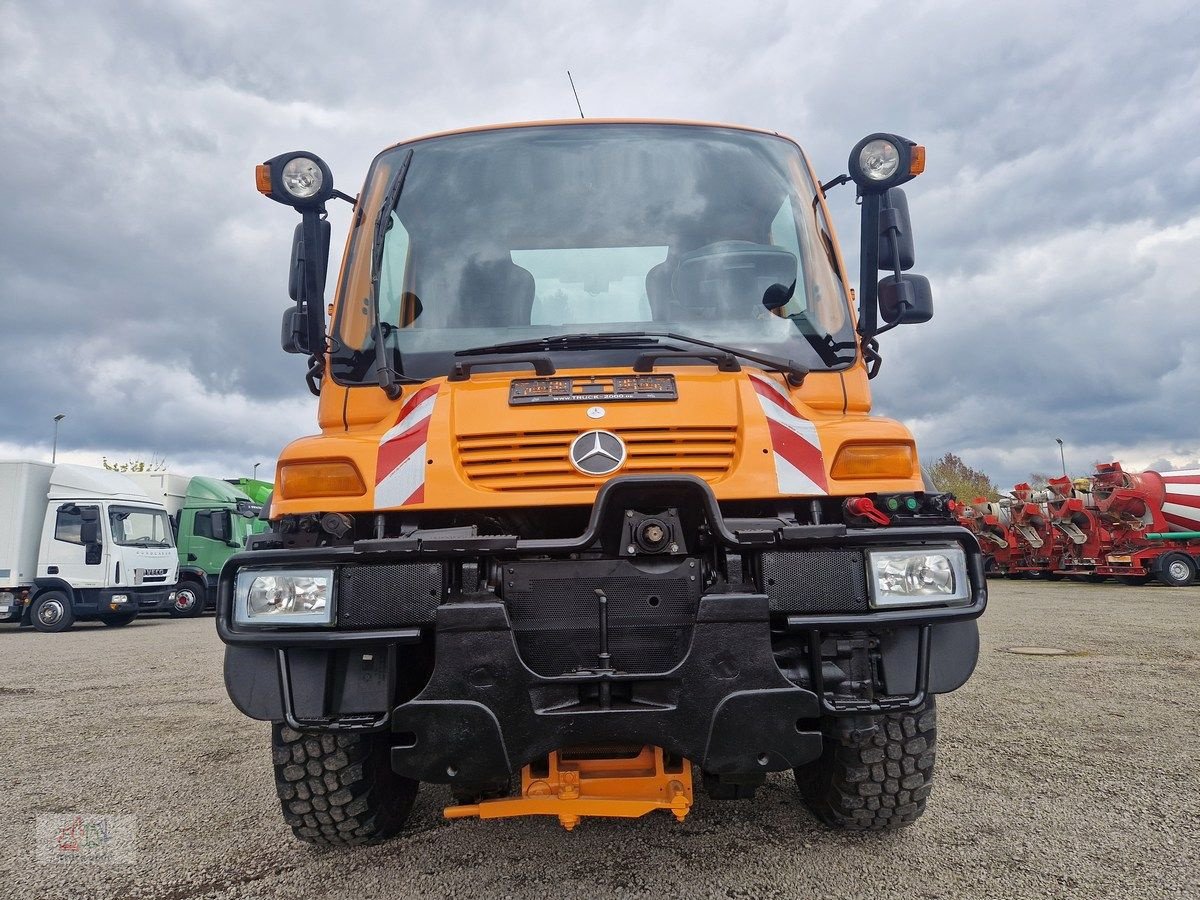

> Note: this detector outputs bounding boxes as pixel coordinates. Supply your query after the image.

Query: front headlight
[233,569,334,626]
[858,139,900,181]
[867,545,970,609]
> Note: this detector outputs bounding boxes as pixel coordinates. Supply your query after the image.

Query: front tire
[170,581,207,618]
[271,724,418,846]
[793,698,937,831]
[30,591,75,633]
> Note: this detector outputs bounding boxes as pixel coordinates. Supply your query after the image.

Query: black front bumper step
[387,593,822,784]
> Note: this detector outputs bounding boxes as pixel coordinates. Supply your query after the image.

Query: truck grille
[761,551,870,613]
[503,558,702,676]
[457,426,738,492]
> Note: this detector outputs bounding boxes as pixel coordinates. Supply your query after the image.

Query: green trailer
[130,474,260,616]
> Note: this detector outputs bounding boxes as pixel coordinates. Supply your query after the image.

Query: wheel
[170,581,207,618]
[793,697,937,831]
[1084,574,1107,584]
[1116,574,1153,586]
[1155,552,1196,588]
[1044,572,1064,582]
[100,613,137,627]
[30,591,75,633]
[271,724,418,846]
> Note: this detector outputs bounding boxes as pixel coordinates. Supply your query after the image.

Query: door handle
[187,553,198,562]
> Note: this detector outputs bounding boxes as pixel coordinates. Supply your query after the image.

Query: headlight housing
[234,569,334,626]
[866,545,970,609]
[255,151,334,209]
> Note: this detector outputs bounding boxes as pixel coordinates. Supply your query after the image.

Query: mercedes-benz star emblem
[569,430,627,476]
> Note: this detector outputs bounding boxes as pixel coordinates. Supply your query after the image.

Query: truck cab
[129,473,260,616]
[1,462,179,632]
[218,121,986,843]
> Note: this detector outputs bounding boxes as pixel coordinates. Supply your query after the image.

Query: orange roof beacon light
[219,120,987,847]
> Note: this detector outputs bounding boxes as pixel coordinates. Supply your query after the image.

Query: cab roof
[382,118,790,155]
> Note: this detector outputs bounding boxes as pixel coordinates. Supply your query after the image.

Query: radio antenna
[567,70,585,118]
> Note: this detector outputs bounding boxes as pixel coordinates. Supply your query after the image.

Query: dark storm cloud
[1,0,1197,486]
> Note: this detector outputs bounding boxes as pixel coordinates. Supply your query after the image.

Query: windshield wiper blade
[369,149,421,398]
[655,332,809,385]
[455,332,665,357]
[457,331,809,384]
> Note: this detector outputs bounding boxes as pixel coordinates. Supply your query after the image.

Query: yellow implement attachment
[443,745,692,831]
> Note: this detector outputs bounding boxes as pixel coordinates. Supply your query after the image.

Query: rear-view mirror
[878,188,915,271]
[211,509,234,543]
[281,306,309,355]
[878,274,933,325]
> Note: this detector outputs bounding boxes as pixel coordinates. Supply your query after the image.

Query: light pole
[253,462,261,480]
[52,414,65,463]
[1055,437,1066,477]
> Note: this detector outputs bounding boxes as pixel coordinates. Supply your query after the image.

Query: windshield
[108,506,174,548]
[331,124,855,383]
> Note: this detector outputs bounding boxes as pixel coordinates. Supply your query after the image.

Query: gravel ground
[2,579,1197,900]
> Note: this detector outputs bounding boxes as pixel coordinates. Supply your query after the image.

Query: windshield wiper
[456,331,810,385]
[368,149,421,399]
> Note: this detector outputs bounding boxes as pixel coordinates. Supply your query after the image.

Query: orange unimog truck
[219,121,987,845]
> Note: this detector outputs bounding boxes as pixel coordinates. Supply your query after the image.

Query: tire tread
[794,697,937,831]
[271,724,417,846]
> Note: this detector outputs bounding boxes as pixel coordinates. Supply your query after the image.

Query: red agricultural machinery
[953,463,1200,587]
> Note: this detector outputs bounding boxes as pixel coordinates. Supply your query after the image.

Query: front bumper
[217,476,986,783]
[127,587,176,612]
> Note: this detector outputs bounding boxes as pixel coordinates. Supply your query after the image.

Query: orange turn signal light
[908,145,926,177]
[831,443,916,480]
[278,460,367,499]
[255,164,272,196]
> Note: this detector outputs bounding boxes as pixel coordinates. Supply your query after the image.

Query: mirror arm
[332,189,357,206]
[297,206,329,397]
[819,173,851,196]
[856,190,882,341]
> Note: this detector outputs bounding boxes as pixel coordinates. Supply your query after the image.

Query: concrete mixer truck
[216,120,988,845]
[1004,483,1065,578]
[1086,463,1199,586]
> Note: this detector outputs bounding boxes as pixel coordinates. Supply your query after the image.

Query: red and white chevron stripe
[1161,468,1200,531]
[376,385,440,508]
[749,374,828,496]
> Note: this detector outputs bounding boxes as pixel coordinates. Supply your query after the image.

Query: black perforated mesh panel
[504,559,701,676]
[761,551,869,613]
[337,563,443,627]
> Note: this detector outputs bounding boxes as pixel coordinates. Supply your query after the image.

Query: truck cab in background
[0,462,179,632]
[224,478,274,509]
[128,473,260,616]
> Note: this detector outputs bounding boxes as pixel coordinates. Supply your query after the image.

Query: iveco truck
[128,473,260,616]
[0,462,178,632]
[218,120,986,844]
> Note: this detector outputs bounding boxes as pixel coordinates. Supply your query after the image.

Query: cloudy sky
[2,0,1197,490]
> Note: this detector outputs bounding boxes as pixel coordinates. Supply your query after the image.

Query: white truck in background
[0,461,179,632]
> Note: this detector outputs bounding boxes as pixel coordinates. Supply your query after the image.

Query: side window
[193,510,214,539]
[54,507,84,544]
[379,212,411,328]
